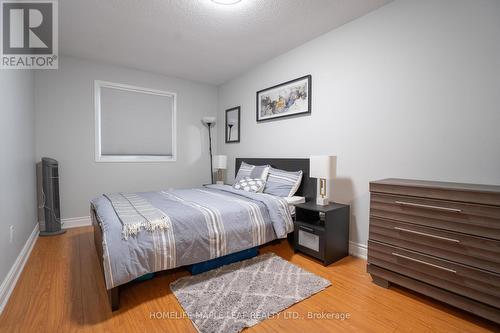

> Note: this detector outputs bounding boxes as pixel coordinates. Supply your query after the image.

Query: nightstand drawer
[294,221,325,261]
[298,227,321,252]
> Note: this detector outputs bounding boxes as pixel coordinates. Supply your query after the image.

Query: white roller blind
[96,82,176,161]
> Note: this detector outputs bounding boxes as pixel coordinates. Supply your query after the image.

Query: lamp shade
[213,155,227,170]
[310,156,336,179]
[202,116,216,125]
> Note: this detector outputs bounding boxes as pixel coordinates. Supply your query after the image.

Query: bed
[92,158,316,311]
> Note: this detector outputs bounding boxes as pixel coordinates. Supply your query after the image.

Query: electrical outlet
[9,225,15,243]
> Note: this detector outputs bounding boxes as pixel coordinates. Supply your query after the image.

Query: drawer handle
[395,201,462,213]
[392,252,457,273]
[299,226,315,233]
[394,227,460,243]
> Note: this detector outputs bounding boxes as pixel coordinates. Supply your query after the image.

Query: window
[94,80,177,162]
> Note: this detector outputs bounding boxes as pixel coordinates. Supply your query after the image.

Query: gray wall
[35,56,218,218]
[0,71,36,284]
[217,0,500,247]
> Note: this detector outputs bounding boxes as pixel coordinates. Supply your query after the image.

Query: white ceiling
[60,0,392,85]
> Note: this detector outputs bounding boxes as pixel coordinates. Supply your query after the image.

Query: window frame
[94,80,177,163]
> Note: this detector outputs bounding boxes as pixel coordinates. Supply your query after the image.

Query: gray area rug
[170,252,331,333]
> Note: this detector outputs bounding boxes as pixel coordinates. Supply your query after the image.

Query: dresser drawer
[368,240,500,308]
[369,217,500,274]
[370,179,500,206]
[370,193,500,240]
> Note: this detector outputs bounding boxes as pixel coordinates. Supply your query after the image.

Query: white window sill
[95,155,177,163]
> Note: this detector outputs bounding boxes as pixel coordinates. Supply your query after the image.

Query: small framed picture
[225,106,240,143]
[256,75,311,122]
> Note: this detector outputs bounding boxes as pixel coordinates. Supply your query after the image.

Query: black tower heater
[37,157,65,236]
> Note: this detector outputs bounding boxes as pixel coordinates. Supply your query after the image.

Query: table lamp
[310,156,336,205]
[213,155,227,184]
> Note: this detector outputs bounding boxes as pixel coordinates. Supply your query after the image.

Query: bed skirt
[188,247,259,275]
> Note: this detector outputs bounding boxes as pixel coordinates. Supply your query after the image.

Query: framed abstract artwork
[256,75,311,122]
[225,106,240,143]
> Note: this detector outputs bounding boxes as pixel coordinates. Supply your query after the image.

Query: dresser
[367,178,500,324]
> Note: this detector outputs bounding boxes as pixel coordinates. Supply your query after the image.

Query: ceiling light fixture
[211,0,242,5]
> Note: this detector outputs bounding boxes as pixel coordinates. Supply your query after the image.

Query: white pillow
[233,177,266,193]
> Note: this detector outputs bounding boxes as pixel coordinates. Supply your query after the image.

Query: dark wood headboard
[235,158,316,201]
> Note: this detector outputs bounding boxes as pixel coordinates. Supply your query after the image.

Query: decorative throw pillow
[233,177,266,193]
[263,167,303,197]
[234,162,270,184]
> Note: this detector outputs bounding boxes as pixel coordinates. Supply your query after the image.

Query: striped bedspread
[90,185,293,289]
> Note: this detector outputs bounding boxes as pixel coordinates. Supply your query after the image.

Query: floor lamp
[202,116,216,184]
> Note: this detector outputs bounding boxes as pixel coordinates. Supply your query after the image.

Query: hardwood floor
[0,227,498,333]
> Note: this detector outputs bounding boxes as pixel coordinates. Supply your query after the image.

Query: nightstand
[293,201,350,266]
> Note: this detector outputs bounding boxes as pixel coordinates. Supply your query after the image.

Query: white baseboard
[0,223,39,314]
[62,216,91,229]
[349,241,367,260]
